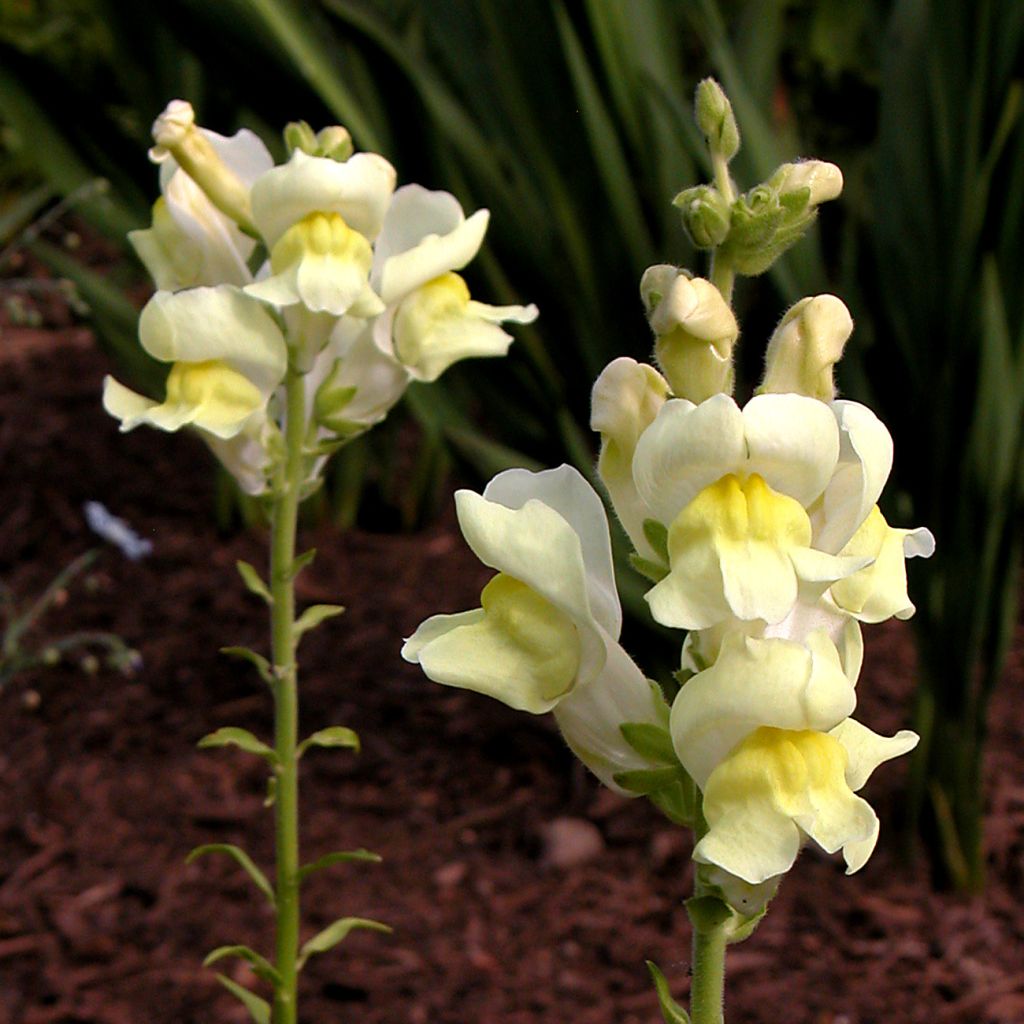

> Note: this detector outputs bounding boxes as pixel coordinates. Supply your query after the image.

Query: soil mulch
[1,334,1022,1024]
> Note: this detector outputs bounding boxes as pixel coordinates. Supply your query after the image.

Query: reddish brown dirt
[1,335,1022,1024]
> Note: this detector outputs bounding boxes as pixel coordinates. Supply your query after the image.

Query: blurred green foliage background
[1,0,1021,891]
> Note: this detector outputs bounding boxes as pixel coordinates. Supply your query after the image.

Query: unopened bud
[758,294,853,401]
[316,125,354,162]
[641,267,738,403]
[768,160,843,206]
[149,100,256,235]
[283,120,318,156]
[695,78,740,162]
[672,185,731,249]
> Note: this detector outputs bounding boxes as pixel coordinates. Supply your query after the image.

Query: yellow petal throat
[164,359,264,431]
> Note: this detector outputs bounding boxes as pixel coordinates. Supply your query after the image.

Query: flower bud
[758,295,853,401]
[641,266,738,403]
[283,119,318,156]
[149,100,256,235]
[695,78,740,161]
[672,185,731,249]
[316,125,354,162]
[768,159,843,206]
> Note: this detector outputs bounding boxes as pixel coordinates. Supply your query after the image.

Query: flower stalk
[268,365,306,1024]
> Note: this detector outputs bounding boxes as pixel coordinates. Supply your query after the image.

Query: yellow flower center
[271,211,370,270]
[393,271,471,366]
[165,359,263,427]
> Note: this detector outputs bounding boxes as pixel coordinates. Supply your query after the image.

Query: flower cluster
[104,100,537,493]
[406,260,932,912]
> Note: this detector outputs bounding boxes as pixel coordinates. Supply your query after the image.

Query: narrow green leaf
[294,604,345,639]
[297,726,360,759]
[198,727,278,764]
[298,849,382,884]
[216,975,270,1024]
[186,844,275,908]
[204,945,281,985]
[296,917,391,970]
[646,960,690,1024]
[620,722,678,765]
[612,766,684,795]
[290,549,316,580]
[220,646,275,686]
[236,560,272,605]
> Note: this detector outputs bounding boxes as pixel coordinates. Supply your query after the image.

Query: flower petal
[830,718,920,791]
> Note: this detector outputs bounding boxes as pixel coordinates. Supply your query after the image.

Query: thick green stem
[270,367,306,1024]
[690,918,728,1024]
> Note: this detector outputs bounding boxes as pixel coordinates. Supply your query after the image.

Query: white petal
[632,394,746,524]
[742,393,840,506]
[830,718,919,791]
[483,464,621,638]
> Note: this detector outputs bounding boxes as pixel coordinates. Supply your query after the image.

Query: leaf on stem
[612,766,685,794]
[629,552,670,583]
[186,844,276,908]
[198,727,278,765]
[646,960,690,1024]
[204,945,282,986]
[294,604,345,640]
[220,646,275,686]
[296,917,392,970]
[620,722,678,764]
[236,560,273,605]
[298,849,382,884]
[297,725,360,759]
[290,548,317,580]
[216,974,271,1024]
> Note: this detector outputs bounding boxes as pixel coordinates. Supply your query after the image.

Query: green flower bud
[283,119,318,156]
[315,125,354,162]
[768,160,843,206]
[672,185,731,249]
[758,294,853,401]
[695,78,740,162]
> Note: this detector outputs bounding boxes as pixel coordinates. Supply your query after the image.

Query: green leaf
[298,849,382,884]
[646,961,690,1024]
[612,766,685,795]
[648,680,673,728]
[642,518,670,564]
[186,844,275,908]
[198,727,278,764]
[296,917,391,970]
[236,561,272,605]
[629,552,669,584]
[620,722,678,765]
[204,945,281,986]
[290,549,316,580]
[294,604,345,639]
[220,646,275,686]
[216,974,270,1024]
[297,726,360,759]
[649,781,696,828]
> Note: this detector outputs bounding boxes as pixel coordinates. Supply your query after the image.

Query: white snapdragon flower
[403,465,666,790]
[102,286,286,442]
[370,185,538,382]
[670,630,918,887]
[131,106,274,290]
[244,149,397,317]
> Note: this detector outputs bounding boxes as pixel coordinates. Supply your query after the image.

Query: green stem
[690,916,727,1024]
[709,151,736,305]
[270,367,306,1024]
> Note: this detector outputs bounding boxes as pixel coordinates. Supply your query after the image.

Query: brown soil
[1,334,1022,1024]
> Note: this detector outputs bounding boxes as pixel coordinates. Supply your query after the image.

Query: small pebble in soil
[540,817,605,868]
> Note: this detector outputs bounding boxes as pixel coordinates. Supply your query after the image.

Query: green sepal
[216,974,270,1024]
[305,437,351,459]
[629,552,669,583]
[296,917,392,970]
[298,849,382,884]
[686,894,733,934]
[204,945,281,986]
[620,722,677,765]
[297,725,360,759]
[220,646,275,686]
[298,477,324,501]
[646,960,690,1024]
[294,603,345,640]
[649,780,696,827]
[613,765,685,794]
[198,727,278,765]
[641,518,670,563]
[290,548,316,580]
[186,844,275,908]
[726,903,768,944]
[236,560,272,606]
[648,680,672,728]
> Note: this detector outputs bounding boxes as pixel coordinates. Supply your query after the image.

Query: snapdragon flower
[403,465,667,790]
